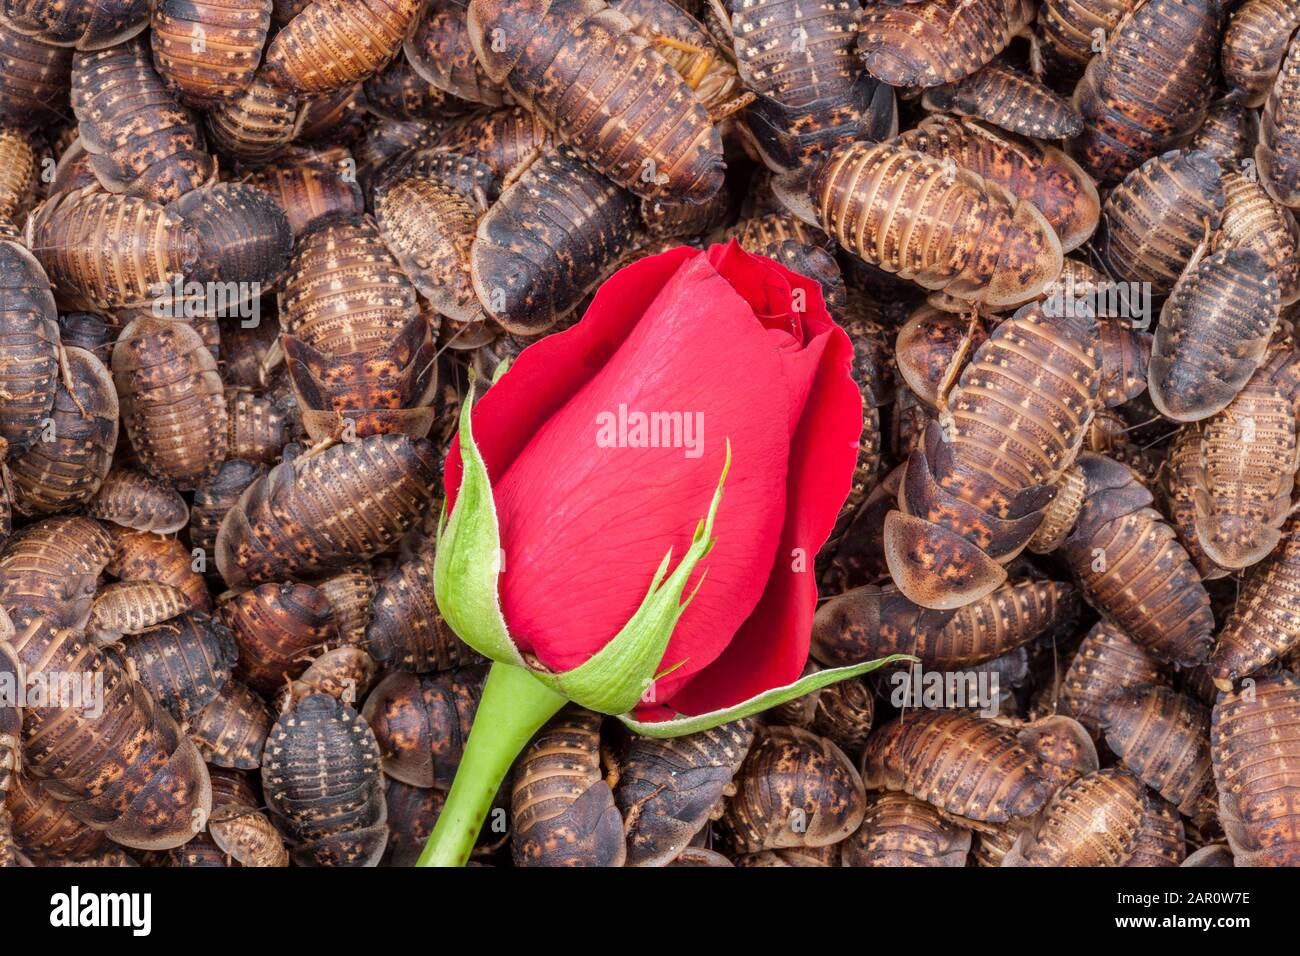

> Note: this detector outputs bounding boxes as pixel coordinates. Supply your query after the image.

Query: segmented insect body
[1211,516,1300,688]
[861,710,1055,824]
[1223,0,1300,106]
[617,0,744,115]
[884,302,1099,609]
[1095,149,1223,296]
[1069,0,1224,184]
[1,0,152,50]
[1215,171,1300,308]
[278,645,377,713]
[382,777,446,866]
[431,106,552,181]
[176,182,293,291]
[215,434,437,587]
[113,610,237,722]
[112,316,227,490]
[225,391,290,467]
[107,529,211,613]
[90,580,191,643]
[262,693,388,867]
[71,38,217,204]
[405,0,512,106]
[840,791,971,867]
[361,666,486,789]
[0,619,18,816]
[24,187,200,311]
[219,581,335,694]
[1032,0,1138,82]
[366,544,478,673]
[247,164,364,240]
[0,240,59,460]
[1149,249,1281,422]
[363,55,458,123]
[87,470,187,535]
[207,768,288,867]
[1261,35,1300,208]
[314,567,376,648]
[263,0,423,95]
[814,141,1063,308]
[859,0,1033,88]
[1125,796,1186,867]
[1061,621,1167,738]
[923,61,1083,140]
[150,0,273,108]
[1005,767,1148,866]
[1211,672,1300,866]
[0,19,74,125]
[0,516,113,628]
[614,718,755,866]
[0,128,37,225]
[471,148,640,333]
[469,0,724,205]
[190,678,271,769]
[510,707,625,867]
[204,74,303,164]
[1190,99,1260,172]
[896,114,1100,254]
[1102,684,1213,817]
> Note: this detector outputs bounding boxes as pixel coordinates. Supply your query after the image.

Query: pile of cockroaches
[0,0,1298,868]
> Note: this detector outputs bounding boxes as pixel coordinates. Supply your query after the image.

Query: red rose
[444,240,862,718]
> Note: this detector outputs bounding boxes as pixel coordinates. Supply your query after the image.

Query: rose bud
[421,242,907,866]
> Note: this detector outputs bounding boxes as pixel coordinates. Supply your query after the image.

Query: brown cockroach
[1216,171,1300,308]
[1068,0,1223,184]
[1158,426,1227,580]
[720,0,894,175]
[510,706,625,867]
[1101,684,1214,817]
[430,106,552,182]
[0,239,59,460]
[1210,516,1300,689]
[70,38,216,204]
[190,460,265,561]
[365,545,480,673]
[204,72,303,165]
[840,791,972,867]
[892,305,985,409]
[176,182,293,293]
[0,515,114,628]
[617,0,745,117]
[1223,0,1300,108]
[277,645,377,714]
[90,580,191,644]
[112,315,227,490]
[885,301,1098,609]
[405,0,512,107]
[361,665,487,789]
[381,777,446,866]
[0,127,37,225]
[218,580,335,694]
[810,678,876,759]
[1211,671,1300,866]
[1190,99,1261,172]
[471,148,640,334]
[1,0,152,50]
[378,148,501,212]
[1004,767,1148,866]
[1257,32,1300,208]
[1126,795,1186,867]
[1031,0,1139,84]
[612,718,755,867]
[814,141,1064,308]
[206,769,288,867]
[150,0,272,108]
[1095,148,1223,296]
[58,312,120,365]
[1095,317,1152,409]
[312,566,376,648]
[88,468,189,535]
[247,163,365,239]
[0,619,17,822]
[468,0,724,205]
[113,610,237,723]
[190,678,271,769]
[263,692,388,867]
[24,186,200,311]
[0,18,74,125]
[106,528,212,613]
[924,61,1083,140]
[861,709,1055,826]
[225,390,290,466]
[1149,248,1281,422]
[669,847,732,867]
[262,0,423,96]
[719,725,864,853]
[295,84,369,146]
[7,772,113,864]
[363,55,459,124]
[860,0,1033,88]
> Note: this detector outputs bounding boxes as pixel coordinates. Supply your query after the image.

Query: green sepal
[529,442,732,714]
[432,376,524,668]
[614,654,916,738]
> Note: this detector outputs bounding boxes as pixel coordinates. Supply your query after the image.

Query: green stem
[416,661,567,867]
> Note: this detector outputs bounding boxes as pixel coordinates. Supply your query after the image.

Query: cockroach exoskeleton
[7,772,113,864]
[1102,684,1214,817]
[1257,32,1300,208]
[1210,516,1300,689]
[1126,794,1186,867]
[205,768,288,867]
[1215,170,1300,308]
[204,72,304,165]
[218,580,336,694]
[191,460,266,565]
[263,692,388,867]
[381,777,446,867]
[1060,620,1168,739]
[0,18,74,125]
[405,0,513,107]
[366,544,480,672]
[2,0,152,51]
[262,0,423,96]
[1003,767,1149,866]
[150,0,272,108]
[113,609,238,722]
[90,580,192,645]
[923,61,1083,140]
[107,528,212,613]
[88,468,189,535]
[190,677,272,769]
[1190,99,1261,173]
[0,239,60,461]
[175,182,293,293]
[1031,0,1136,84]
[859,0,1034,88]
[247,162,364,239]
[277,645,377,714]
[840,791,972,867]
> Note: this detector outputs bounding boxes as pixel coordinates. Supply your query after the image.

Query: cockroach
[859,0,1034,88]
[721,0,894,175]
[1095,149,1223,296]
[1216,171,1300,308]
[190,678,271,769]
[1257,32,1300,208]
[1210,516,1300,688]
[405,0,512,107]
[1223,0,1300,108]
[366,545,480,672]
[263,692,388,867]
[262,0,423,96]
[113,610,237,722]
[1,0,152,51]
[716,725,863,854]
[381,777,446,866]
[0,239,59,460]
[88,469,189,534]
[1126,795,1186,867]
[277,645,377,713]
[670,847,732,867]
[613,718,755,867]
[204,72,303,164]
[312,566,376,648]
[206,769,288,867]
[510,706,624,867]
[176,182,293,292]
[468,0,725,205]
[0,515,114,628]
[1096,316,1152,408]
[362,665,487,789]
[107,528,212,613]
[1190,99,1260,172]
[810,678,875,758]
[617,0,745,117]
[378,148,501,211]
[6,772,113,864]
[225,391,290,466]
[840,791,971,867]
[1068,0,1223,184]
[814,141,1064,308]
[891,305,985,409]
[1211,671,1300,866]
[90,580,191,644]
[247,163,364,239]
[218,581,335,694]
[150,0,272,108]
[924,61,1083,140]
[57,312,119,365]
[1149,248,1280,422]
[1004,767,1148,866]
[1101,684,1214,817]
[885,301,1098,609]
[70,38,217,204]
[24,186,200,311]
[190,460,265,563]
[0,18,74,125]
[296,84,369,146]
[112,316,227,490]
[0,624,18,813]
[0,128,37,225]
[1031,0,1138,84]
[861,710,1055,826]
[365,54,464,125]
[431,106,552,181]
